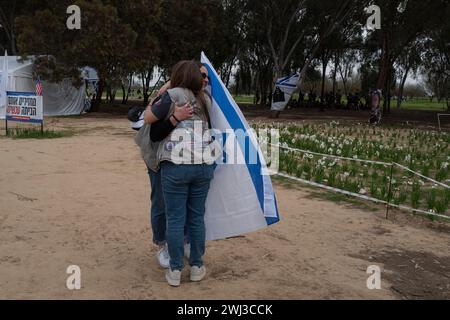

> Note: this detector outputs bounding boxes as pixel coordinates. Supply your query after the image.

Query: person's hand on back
[173,103,194,122]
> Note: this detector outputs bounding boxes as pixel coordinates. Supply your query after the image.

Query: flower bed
[255,121,450,216]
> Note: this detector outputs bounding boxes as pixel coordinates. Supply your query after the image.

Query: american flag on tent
[36,78,43,96]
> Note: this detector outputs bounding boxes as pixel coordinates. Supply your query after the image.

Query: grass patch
[8,128,74,139]
[234,95,255,105]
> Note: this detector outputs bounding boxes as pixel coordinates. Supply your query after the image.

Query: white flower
[442,162,449,170]
[317,159,326,167]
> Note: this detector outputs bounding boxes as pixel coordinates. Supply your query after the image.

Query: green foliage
[8,0,450,112]
[8,128,73,139]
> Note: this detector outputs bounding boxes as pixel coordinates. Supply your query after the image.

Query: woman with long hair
[144,60,216,287]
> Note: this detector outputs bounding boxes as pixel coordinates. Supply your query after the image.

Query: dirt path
[0,115,449,299]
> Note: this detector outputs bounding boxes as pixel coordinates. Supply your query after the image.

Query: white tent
[81,66,99,82]
[0,56,86,119]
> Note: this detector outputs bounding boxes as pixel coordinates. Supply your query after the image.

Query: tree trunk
[377,36,389,90]
[224,57,236,88]
[90,80,104,112]
[341,74,348,97]
[397,66,410,109]
[320,51,329,104]
[10,32,17,55]
[105,84,111,103]
[110,88,116,104]
[121,85,127,104]
[254,72,260,105]
[142,74,150,107]
[332,53,338,96]
[141,69,153,107]
[122,73,132,105]
[321,60,327,104]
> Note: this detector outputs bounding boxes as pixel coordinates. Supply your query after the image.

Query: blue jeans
[160,162,215,271]
[148,169,167,246]
[148,169,190,246]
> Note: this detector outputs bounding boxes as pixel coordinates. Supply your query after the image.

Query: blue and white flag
[201,52,280,240]
[271,73,300,111]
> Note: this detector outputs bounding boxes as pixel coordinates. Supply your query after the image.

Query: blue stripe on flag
[267,194,280,226]
[276,75,290,84]
[276,74,299,85]
[204,64,266,218]
[279,83,297,88]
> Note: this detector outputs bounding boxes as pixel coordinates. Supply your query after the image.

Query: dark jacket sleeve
[151,93,172,120]
[150,93,177,142]
[150,119,176,142]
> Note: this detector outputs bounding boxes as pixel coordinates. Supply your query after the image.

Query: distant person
[299,90,305,107]
[369,90,382,125]
[335,91,342,108]
[308,90,316,107]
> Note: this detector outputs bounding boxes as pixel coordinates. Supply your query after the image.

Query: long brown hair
[170,60,207,111]
[170,60,204,95]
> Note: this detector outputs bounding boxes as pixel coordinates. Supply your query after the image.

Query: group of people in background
[288,90,368,110]
[284,89,383,126]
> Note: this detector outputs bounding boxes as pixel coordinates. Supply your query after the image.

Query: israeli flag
[271,73,300,111]
[201,52,280,241]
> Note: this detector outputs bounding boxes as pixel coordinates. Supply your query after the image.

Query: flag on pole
[271,73,300,111]
[36,77,43,96]
[201,52,280,241]
[0,50,8,120]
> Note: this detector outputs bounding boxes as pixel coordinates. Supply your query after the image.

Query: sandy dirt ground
[0,115,449,300]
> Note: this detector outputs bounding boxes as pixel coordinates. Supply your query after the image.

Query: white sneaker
[166,269,182,287]
[157,245,170,269]
[184,243,191,260]
[190,266,206,282]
